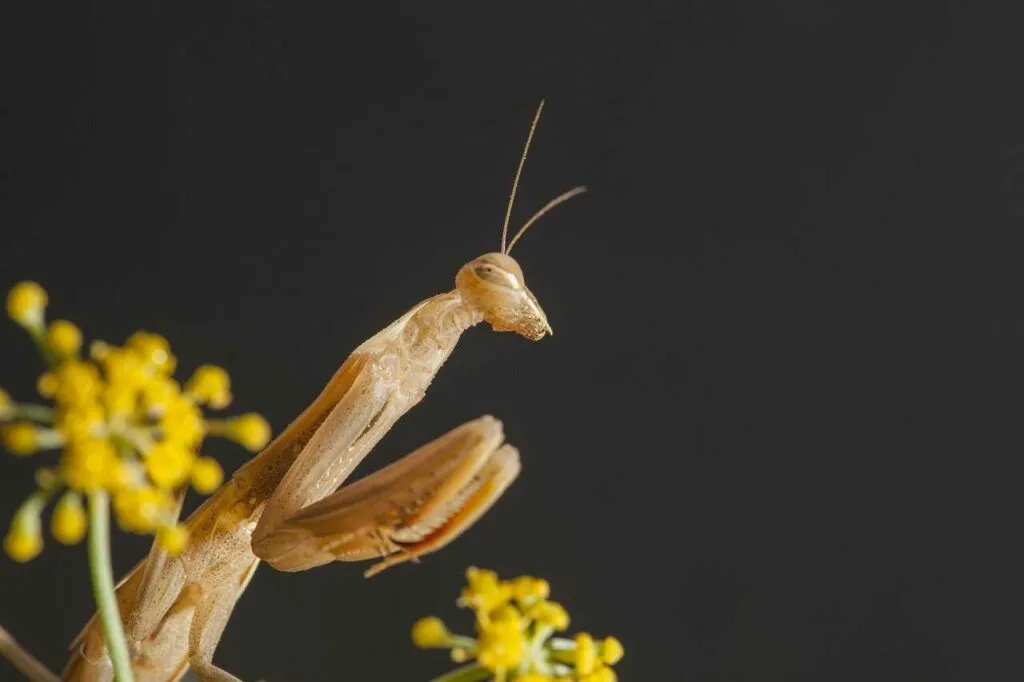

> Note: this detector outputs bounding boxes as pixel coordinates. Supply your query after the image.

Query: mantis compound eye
[473,263,520,289]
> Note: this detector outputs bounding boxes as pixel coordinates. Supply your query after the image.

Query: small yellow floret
[2,422,39,456]
[157,524,189,556]
[46,320,82,357]
[185,365,232,409]
[51,493,87,544]
[224,413,271,452]
[526,600,570,631]
[519,674,555,682]
[460,566,512,614]
[411,616,450,648]
[62,439,119,492]
[580,667,617,682]
[36,372,58,398]
[4,525,42,562]
[190,456,224,494]
[140,375,180,411]
[511,575,550,603]
[114,486,172,533]
[601,637,624,665]
[160,397,205,448]
[55,402,104,443]
[103,383,138,418]
[575,633,598,675]
[52,360,102,407]
[4,508,43,563]
[128,331,175,374]
[6,281,47,329]
[476,606,527,672]
[145,441,195,490]
[0,388,12,419]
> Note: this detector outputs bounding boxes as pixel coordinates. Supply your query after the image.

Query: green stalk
[87,491,134,682]
[28,327,58,371]
[428,663,491,682]
[13,403,54,422]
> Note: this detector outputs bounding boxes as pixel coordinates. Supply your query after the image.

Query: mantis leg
[0,626,59,682]
[187,582,246,682]
[124,489,188,643]
[251,415,521,576]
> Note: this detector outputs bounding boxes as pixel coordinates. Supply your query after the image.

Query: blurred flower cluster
[1,281,271,562]
[412,567,624,682]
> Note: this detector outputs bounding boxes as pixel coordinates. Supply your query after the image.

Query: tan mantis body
[1,102,586,682]
[62,285,531,682]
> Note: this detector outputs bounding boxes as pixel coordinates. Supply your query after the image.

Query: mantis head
[456,252,552,341]
[455,99,585,342]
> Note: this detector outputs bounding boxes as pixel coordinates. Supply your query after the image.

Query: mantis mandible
[1,101,585,682]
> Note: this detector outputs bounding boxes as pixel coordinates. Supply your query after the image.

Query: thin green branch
[12,404,54,422]
[87,492,133,682]
[428,663,491,682]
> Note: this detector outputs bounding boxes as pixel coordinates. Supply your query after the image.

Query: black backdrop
[2,2,1023,681]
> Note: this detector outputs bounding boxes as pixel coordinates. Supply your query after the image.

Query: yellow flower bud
[51,493,87,545]
[127,331,175,374]
[140,375,180,412]
[4,505,43,562]
[519,675,555,682]
[6,281,47,329]
[575,633,597,675]
[477,606,526,672]
[190,456,224,494]
[459,566,512,614]
[145,441,196,490]
[160,397,205,448]
[185,365,232,409]
[4,525,42,562]
[62,439,119,492]
[157,524,189,556]
[103,382,138,418]
[527,600,570,631]
[113,486,172,533]
[223,413,271,452]
[511,575,550,603]
[0,388,12,419]
[580,667,617,682]
[36,372,58,398]
[601,636,624,665]
[55,402,104,444]
[52,360,102,407]
[411,616,450,648]
[2,422,40,456]
[46,320,82,357]
[108,459,140,490]
[100,347,147,393]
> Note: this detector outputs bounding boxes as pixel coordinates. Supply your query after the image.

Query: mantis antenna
[505,185,587,254]
[500,100,545,254]
[498,100,588,254]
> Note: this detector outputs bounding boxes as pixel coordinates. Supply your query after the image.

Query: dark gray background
[2,2,1023,680]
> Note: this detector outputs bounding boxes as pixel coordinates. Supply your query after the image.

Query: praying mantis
[0,101,585,682]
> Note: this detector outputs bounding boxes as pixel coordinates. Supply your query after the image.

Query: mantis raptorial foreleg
[253,415,520,574]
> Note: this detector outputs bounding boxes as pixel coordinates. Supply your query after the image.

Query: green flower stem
[449,635,479,651]
[428,663,491,682]
[13,403,54,422]
[87,491,134,682]
[28,327,58,370]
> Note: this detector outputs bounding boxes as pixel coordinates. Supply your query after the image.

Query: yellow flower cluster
[1,281,272,562]
[412,567,623,682]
